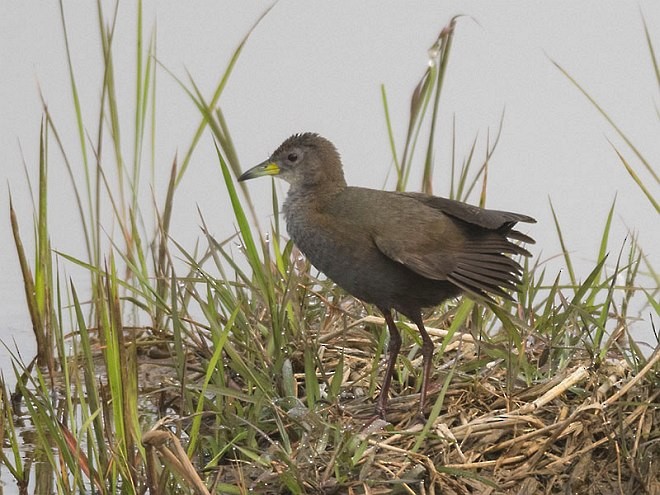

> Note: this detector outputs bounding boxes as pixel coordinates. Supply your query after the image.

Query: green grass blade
[587,196,616,305]
[609,142,659,212]
[641,12,660,91]
[177,4,275,184]
[380,84,400,173]
[552,59,658,184]
[422,20,455,194]
[549,199,576,286]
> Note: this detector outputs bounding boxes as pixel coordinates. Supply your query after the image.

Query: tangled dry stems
[142,303,659,495]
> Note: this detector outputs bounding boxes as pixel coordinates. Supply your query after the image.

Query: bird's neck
[284,181,345,213]
[291,175,346,199]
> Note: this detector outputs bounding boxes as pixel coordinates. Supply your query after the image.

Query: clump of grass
[1,7,658,495]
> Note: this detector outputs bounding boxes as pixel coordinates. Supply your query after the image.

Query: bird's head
[238,133,347,191]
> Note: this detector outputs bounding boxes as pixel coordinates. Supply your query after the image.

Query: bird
[238,132,535,418]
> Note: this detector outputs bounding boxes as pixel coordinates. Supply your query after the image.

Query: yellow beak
[238,160,280,181]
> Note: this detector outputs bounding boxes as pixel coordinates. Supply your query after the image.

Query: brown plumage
[238,132,535,418]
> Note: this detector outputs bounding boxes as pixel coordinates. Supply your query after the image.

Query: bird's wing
[398,192,536,231]
[327,188,533,300]
[374,230,524,300]
[372,200,530,300]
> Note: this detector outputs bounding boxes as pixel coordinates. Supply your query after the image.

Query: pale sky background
[1,1,658,370]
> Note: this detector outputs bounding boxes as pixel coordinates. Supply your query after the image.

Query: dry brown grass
[140,302,659,495]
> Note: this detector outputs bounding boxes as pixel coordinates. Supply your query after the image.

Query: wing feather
[372,197,534,300]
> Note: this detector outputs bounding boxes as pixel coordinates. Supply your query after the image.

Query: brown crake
[238,132,535,418]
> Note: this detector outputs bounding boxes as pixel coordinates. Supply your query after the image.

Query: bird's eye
[287,153,298,163]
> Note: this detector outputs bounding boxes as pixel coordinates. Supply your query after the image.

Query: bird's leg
[411,313,434,414]
[376,310,402,419]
